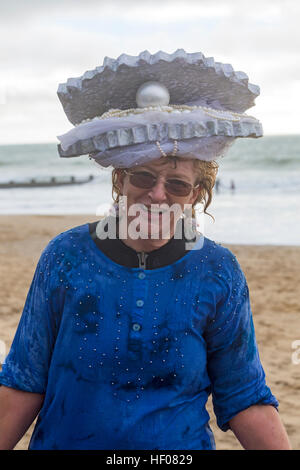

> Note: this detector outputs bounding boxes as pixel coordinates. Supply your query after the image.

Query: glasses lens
[127,171,194,196]
[129,171,156,189]
[165,179,193,196]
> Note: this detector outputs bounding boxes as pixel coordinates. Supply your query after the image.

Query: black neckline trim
[89,217,195,269]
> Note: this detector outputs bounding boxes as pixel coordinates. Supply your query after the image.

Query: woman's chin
[140,214,175,240]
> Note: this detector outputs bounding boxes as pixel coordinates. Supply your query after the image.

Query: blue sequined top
[0,223,278,450]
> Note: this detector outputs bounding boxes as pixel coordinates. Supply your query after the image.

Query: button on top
[132,323,142,332]
[136,299,144,307]
[138,272,146,280]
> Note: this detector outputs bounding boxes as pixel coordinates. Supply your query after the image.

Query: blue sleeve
[205,253,279,432]
[0,246,60,393]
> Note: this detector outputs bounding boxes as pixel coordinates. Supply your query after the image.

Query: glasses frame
[123,169,200,197]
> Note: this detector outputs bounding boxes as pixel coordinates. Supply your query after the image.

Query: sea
[0,135,299,245]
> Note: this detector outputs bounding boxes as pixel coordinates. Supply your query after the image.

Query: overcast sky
[0,0,299,144]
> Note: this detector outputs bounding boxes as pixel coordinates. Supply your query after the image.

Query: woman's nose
[148,179,168,202]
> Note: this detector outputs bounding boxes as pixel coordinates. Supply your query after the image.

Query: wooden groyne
[0,175,94,189]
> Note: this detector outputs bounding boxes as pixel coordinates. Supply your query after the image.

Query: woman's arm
[229,404,292,450]
[0,385,44,450]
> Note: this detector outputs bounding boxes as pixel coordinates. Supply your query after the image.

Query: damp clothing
[0,222,278,450]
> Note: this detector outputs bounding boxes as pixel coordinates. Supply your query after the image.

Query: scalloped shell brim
[57,49,260,126]
[58,119,263,158]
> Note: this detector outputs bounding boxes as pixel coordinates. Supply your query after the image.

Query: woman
[0,50,291,450]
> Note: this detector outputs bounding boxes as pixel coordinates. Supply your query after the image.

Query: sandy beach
[0,214,299,450]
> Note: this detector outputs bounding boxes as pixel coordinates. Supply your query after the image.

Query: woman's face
[116,157,200,241]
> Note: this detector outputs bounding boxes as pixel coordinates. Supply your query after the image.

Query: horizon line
[0,133,300,147]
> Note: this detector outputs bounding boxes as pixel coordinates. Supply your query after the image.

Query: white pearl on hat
[136,81,170,108]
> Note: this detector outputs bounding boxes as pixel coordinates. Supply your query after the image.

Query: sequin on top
[0,224,278,450]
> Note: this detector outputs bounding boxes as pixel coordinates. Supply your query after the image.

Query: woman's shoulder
[192,235,245,281]
[197,235,240,264]
[40,222,89,259]
[197,237,249,301]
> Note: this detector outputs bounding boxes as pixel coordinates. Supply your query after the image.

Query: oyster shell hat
[57,49,263,168]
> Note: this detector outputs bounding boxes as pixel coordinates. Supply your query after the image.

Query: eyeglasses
[124,170,199,197]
